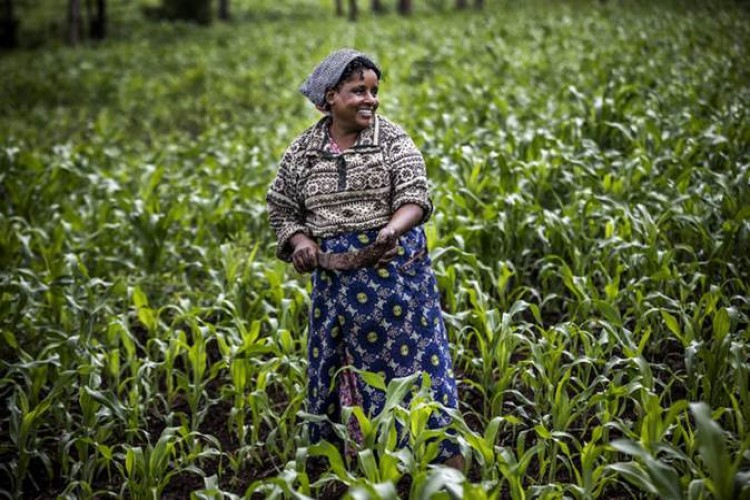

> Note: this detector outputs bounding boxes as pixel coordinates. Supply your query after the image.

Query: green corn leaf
[357,448,379,483]
[149,427,178,477]
[3,330,19,349]
[712,308,731,341]
[606,463,657,495]
[534,424,552,440]
[358,369,387,392]
[382,373,421,414]
[125,446,143,478]
[349,406,373,439]
[308,441,351,482]
[132,286,149,310]
[691,402,735,499]
[414,467,464,500]
[661,310,681,338]
[641,457,682,500]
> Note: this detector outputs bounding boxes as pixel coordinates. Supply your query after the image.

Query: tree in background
[456,0,483,9]
[67,0,107,45]
[162,0,212,24]
[218,0,229,21]
[334,0,357,21]
[67,0,82,45]
[87,0,106,40]
[8,0,488,50]
[397,0,411,15]
[0,0,19,49]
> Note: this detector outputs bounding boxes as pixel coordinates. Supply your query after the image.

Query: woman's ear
[325,88,337,107]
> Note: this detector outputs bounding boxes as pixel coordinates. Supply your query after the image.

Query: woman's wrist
[290,232,315,250]
[384,223,400,237]
[387,204,424,237]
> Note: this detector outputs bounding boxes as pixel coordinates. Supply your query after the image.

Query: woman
[267,48,462,468]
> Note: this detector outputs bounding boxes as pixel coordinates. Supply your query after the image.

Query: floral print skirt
[306,226,460,460]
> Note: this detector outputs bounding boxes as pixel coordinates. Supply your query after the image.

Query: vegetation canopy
[1,0,749,497]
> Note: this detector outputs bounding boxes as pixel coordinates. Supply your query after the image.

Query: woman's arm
[375,203,425,265]
[289,232,319,273]
[386,133,433,224]
[267,146,312,262]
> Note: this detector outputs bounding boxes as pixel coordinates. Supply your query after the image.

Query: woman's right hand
[375,225,399,265]
[290,233,319,273]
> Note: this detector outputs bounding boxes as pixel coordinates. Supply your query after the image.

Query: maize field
[1,0,749,497]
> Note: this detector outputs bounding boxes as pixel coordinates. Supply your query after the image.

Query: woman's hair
[324,57,382,110]
[334,57,382,88]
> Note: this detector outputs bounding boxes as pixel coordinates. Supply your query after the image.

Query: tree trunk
[218,0,229,20]
[68,0,82,45]
[347,0,357,21]
[397,0,411,15]
[1,0,19,49]
[474,0,484,9]
[371,0,385,13]
[163,0,212,24]
[335,0,343,16]
[90,0,106,39]
[455,0,468,9]
[85,0,91,35]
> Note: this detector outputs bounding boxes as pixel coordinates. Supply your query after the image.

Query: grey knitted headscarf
[299,48,380,108]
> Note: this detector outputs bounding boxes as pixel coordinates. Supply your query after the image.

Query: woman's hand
[375,225,399,265]
[375,204,425,266]
[290,233,319,273]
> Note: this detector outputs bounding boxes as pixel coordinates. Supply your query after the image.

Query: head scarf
[299,48,380,109]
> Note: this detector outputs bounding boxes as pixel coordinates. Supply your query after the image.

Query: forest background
[1,0,749,498]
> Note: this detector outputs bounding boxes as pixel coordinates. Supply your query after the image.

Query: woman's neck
[328,121,359,151]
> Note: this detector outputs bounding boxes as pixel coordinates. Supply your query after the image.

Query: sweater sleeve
[386,133,433,223]
[266,146,311,261]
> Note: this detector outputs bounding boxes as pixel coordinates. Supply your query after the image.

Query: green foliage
[1,0,749,497]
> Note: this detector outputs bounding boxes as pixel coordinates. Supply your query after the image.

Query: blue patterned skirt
[306,226,459,459]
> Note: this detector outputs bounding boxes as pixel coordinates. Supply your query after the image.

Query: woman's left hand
[375,225,399,265]
[375,205,424,266]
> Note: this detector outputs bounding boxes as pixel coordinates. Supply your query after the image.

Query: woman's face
[326,69,379,133]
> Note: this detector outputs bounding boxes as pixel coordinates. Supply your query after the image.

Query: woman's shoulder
[377,115,418,150]
[378,115,409,139]
[285,118,328,156]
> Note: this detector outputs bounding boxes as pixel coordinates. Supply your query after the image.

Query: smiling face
[326,68,379,134]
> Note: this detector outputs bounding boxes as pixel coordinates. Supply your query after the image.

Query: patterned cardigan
[267,115,433,261]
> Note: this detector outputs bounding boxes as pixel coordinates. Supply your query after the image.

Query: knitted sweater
[267,115,433,261]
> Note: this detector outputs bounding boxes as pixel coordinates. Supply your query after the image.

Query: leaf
[349,406,373,439]
[712,308,730,341]
[358,369,387,392]
[660,310,681,337]
[610,439,649,460]
[126,447,142,478]
[594,299,621,325]
[534,424,551,440]
[308,441,351,482]
[606,462,657,495]
[691,402,734,499]
[609,441,682,499]
[132,286,149,310]
[2,330,19,349]
[414,467,464,500]
[357,448,379,482]
[382,373,422,414]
